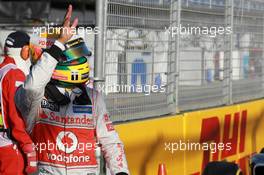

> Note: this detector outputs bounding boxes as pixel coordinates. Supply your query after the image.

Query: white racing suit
[15,41,129,175]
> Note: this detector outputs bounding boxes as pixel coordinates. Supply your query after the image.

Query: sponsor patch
[116,143,124,168]
[106,123,115,132]
[73,105,92,114]
[41,99,60,112]
[39,112,48,119]
[104,114,110,122]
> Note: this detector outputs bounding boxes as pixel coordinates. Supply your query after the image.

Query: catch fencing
[96,0,264,122]
[1,0,262,123]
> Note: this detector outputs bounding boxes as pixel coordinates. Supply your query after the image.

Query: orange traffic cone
[158,163,167,175]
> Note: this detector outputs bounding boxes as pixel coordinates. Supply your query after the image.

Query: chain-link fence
[101,0,173,121]
[232,0,264,103]
[178,1,227,110]
[97,0,264,122]
[0,1,263,122]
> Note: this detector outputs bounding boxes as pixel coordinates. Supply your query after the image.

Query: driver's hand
[58,4,78,44]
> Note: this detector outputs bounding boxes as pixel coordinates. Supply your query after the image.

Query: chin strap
[45,82,70,105]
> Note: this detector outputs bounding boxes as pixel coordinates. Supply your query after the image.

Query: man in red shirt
[0,31,37,175]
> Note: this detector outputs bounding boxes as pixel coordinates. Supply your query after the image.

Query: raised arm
[15,44,61,132]
[15,5,78,132]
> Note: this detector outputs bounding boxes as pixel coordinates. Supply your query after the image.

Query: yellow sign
[115,99,264,175]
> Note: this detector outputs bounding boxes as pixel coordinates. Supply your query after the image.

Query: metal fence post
[175,0,181,113]
[224,0,234,105]
[167,0,174,114]
[263,15,264,96]
[168,0,181,114]
[94,0,106,90]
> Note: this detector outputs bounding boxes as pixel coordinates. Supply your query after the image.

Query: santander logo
[40,112,48,119]
[48,112,94,125]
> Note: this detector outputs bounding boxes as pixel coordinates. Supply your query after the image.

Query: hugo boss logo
[41,99,60,112]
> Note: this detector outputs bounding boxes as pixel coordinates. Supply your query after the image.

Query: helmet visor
[63,38,92,62]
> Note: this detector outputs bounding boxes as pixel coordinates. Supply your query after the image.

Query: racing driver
[15,5,129,175]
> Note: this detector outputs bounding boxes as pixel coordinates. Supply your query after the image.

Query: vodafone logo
[56,131,78,154]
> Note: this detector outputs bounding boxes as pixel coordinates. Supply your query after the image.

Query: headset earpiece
[21,45,30,60]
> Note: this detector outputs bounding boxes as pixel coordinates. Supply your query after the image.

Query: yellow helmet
[51,38,92,87]
[51,57,90,86]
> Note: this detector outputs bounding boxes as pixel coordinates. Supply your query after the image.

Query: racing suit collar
[58,86,92,105]
[57,86,82,101]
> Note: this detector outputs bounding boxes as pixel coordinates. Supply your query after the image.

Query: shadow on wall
[139,134,164,175]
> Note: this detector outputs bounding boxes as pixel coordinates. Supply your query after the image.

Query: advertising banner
[115,99,264,175]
